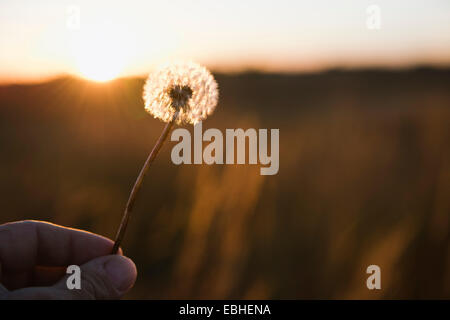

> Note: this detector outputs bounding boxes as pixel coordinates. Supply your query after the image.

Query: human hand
[0,220,137,299]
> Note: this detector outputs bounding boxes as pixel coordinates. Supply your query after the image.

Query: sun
[77,50,123,82]
[70,23,133,82]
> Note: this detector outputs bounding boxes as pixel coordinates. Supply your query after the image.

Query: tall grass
[1,69,449,298]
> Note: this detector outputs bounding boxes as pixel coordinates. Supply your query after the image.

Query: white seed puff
[143,61,219,125]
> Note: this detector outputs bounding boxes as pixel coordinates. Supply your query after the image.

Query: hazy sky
[1,0,450,82]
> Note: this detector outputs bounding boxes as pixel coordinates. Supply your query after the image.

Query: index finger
[0,220,118,273]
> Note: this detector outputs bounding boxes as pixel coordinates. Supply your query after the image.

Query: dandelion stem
[111,111,179,254]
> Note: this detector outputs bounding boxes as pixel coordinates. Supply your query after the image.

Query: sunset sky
[0,0,449,82]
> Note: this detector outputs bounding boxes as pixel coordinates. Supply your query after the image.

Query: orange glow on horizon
[0,1,449,84]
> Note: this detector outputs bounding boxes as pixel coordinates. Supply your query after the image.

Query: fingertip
[104,255,137,293]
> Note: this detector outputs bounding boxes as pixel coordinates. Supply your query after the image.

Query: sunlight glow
[0,1,450,83]
[69,22,134,82]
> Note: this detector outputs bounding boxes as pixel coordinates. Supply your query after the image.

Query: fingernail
[104,255,137,292]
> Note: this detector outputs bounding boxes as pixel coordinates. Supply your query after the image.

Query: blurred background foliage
[0,68,450,298]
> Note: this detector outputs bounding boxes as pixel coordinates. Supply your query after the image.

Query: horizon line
[1,63,450,86]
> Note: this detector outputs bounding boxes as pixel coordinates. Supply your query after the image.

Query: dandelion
[111,62,219,253]
[143,61,219,124]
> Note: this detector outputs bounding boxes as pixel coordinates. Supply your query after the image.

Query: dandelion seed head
[143,61,219,124]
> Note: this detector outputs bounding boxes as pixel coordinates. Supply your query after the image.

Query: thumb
[5,255,137,300]
[60,255,137,299]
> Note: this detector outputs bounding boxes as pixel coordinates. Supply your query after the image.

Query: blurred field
[0,68,450,299]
